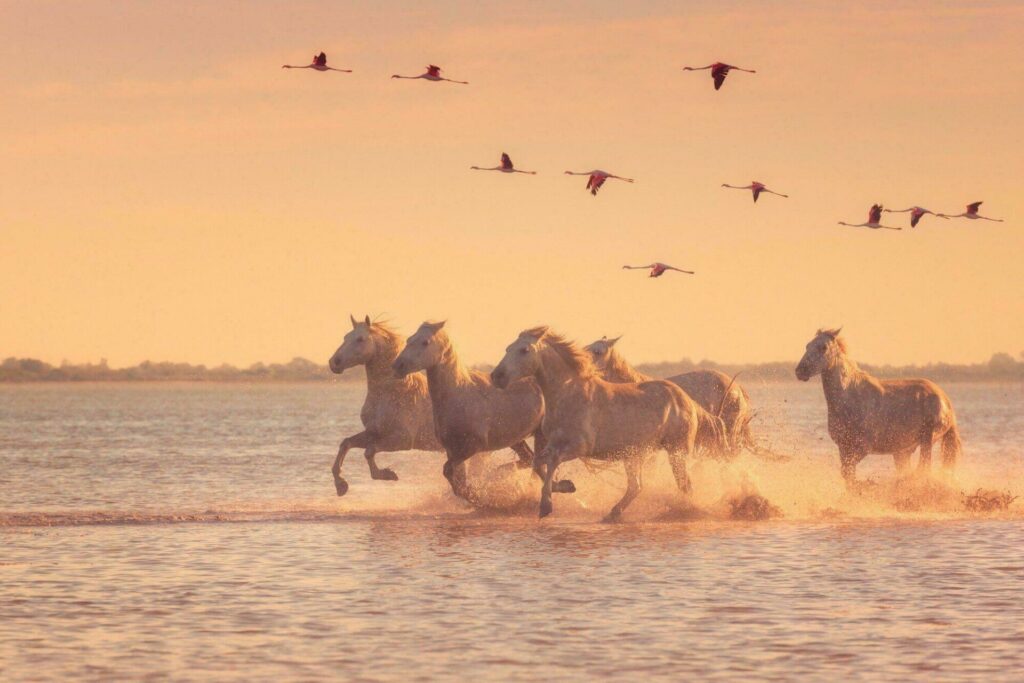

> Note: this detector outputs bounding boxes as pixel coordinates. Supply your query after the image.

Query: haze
[2,0,1022,368]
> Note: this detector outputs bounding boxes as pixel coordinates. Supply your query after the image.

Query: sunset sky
[2,0,1022,368]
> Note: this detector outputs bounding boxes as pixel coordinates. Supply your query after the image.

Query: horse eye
[422,340,429,347]
[357,337,365,342]
[596,350,605,356]
[519,348,528,355]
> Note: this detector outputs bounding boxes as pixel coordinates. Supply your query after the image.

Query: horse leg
[668,447,694,495]
[510,440,534,469]
[332,431,370,496]
[538,446,567,518]
[365,444,398,481]
[525,432,575,494]
[839,448,865,488]
[893,447,915,477]
[442,447,479,503]
[917,435,934,475]
[941,425,961,472]
[604,456,643,523]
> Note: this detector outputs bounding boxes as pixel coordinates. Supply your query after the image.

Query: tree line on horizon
[3,352,1024,383]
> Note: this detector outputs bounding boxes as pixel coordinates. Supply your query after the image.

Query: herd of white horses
[329,317,962,520]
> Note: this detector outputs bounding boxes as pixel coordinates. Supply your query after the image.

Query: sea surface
[2,381,1023,681]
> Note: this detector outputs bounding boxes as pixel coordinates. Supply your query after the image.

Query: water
[2,382,1023,681]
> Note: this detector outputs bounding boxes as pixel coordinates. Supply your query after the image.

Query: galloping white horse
[391,321,549,503]
[328,316,439,495]
[492,327,710,521]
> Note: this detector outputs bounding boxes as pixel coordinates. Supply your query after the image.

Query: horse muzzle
[391,359,410,378]
[491,367,508,388]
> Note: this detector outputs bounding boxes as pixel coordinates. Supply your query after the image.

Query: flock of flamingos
[286,49,995,519]
[285,52,1005,278]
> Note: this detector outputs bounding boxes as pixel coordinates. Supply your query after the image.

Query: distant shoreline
[3,355,1023,384]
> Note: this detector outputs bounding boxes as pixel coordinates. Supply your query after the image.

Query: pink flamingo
[838,204,901,230]
[471,153,536,175]
[391,65,468,84]
[938,202,1004,222]
[722,181,788,203]
[883,206,948,228]
[282,52,351,73]
[622,263,695,278]
[683,62,756,90]
[564,169,634,196]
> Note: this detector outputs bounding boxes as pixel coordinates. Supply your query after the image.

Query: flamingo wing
[967,201,982,214]
[427,65,441,77]
[868,204,883,223]
[316,52,327,67]
[501,153,513,170]
[910,212,922,228]
[752,187,763,202]
[711,63,729,90]
[588,174,607,195]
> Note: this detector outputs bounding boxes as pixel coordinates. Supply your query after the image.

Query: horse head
[795,327,844,381]
[392,320,447,378]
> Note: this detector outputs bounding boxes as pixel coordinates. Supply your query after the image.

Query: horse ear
[827,327,843,338]
[364,315,371,326]
[526,325,549,340]
[609,335,622,346]
[424,320,446,332]
[350,314,357,329]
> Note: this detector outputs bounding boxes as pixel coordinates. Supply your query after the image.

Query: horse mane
[537,331,597,378]
[369,321,404,355]
[816,328,863,376]
[817,328,849,356]
[605,348,649,383]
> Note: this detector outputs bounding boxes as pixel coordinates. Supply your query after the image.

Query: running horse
[391,321,553,504]
[795,328,961,486]
[328,316,440,495]
[493,327,712,521]
[584,335,756,458]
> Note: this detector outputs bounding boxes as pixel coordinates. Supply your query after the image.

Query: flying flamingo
[622,263,695,278]
[471,153,536,175]
[938,202,1004,222]
[838,204,901,230]
[564,170,634,196]
[683,62,756,90]
[282,52,351,73]
[722,181,788,203]
[391,65,468,84]
[883,206,948,228]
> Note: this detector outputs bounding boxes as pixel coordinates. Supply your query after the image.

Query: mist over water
[2,382,1023,680]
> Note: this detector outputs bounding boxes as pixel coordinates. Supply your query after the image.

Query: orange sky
[2,1,1022,368]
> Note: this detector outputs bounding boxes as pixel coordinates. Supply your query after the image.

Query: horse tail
[941,421,962,470]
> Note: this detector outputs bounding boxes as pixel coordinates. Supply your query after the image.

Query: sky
[2,0,1022,368]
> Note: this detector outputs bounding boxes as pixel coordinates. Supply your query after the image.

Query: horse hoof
[378,468,399,481]
[334,477,350,497]
[553,479,576,494]
[539,499,553,518]
[602,511,622,524]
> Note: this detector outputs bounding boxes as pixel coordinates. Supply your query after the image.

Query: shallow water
[2,382,1023,680]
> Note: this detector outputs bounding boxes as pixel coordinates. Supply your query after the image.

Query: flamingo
[838,204,901,230]
[683,62,756,90]
[883,206,948,228]
[471,153,536,175]
[391,65,468,84]
[722,181,788,203]
[564,170,634,196]
[938,202,1004,222]
[282,52,351,73]
[622,263,695,278]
